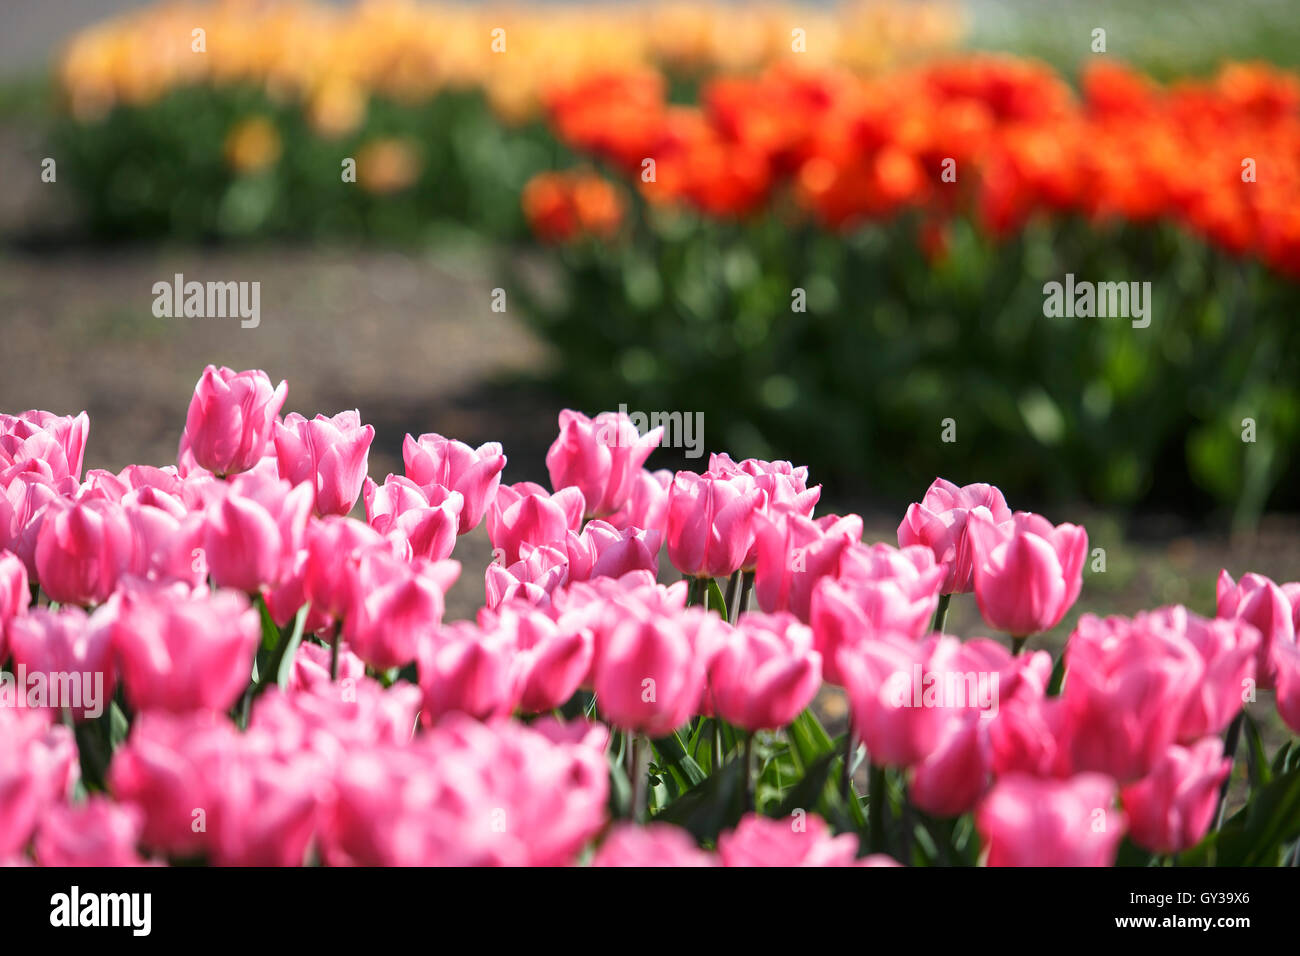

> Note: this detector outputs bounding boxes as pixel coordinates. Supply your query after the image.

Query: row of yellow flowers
[57,0,961,126]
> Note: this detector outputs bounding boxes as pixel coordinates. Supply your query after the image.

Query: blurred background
[3,0,1300,635]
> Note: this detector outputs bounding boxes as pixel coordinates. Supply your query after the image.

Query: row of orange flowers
[58,0,959,126]
[528,57,1300,279]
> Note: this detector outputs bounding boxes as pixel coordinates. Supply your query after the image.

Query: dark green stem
[686,576,707,608]
[1010,635,1027,656]
[868,763,887,854]
[931,593,951,634]
[330,621,342,681]
[1215,711,1245,829]
[724,570,742,624]
[743,732,755,810]
[739,570,755,618]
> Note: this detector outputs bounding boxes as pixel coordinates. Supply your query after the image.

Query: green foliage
[512,204,1300,520]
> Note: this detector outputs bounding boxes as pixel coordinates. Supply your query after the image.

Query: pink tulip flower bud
[274,410,375,517]
[976,773,1125,866]
[402,432,506,534]
[181,366,287,477]
[363,475,463,562]
[546,409,663,518]
[1120,739,1231,855]
[111,578,261,713]
[1216,569,1297,690]
[897,478,1012,594]
[34,496,134,606]
[202,469,313,593]
[969,510,1087,637]
[665,470,765,579]
[707,611,822,731]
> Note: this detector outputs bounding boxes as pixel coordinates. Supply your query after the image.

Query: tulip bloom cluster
[2,371,1299,867]
[539,58,1300,277]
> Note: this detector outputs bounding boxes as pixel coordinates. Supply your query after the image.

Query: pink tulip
[321,715,606,866]
[35,798,149,867]
[1059,612,1204,781]
[274,410,375,517]
[484,544,570,610]
[112,578,261,713]
[181,366,287,476]
[402,432,506,534]
[753,510,862,622]
[0,473,65,577]
[898,478,1013,594]
[0,549,29,656]
[552,573,683,678]
[809,543,943,684]
[84,463,184,502]
[592,823,716,866]
[202,470,313,593]
[34,496,134,606]
[988,691,1068,778]
[977,773,1125,866]
[122,489,206,586]
[417,621,519,724]
[665,470,765,579]
[707,611,822,730]
[343,546,459,670]
[1153,606,1259,740]
[301,516,387,621]
[604,468,672,537]
[363,475,463,562]
[594,607,718,736]
[546,409,663,518]
[1120,739,1231,855]
[969,510,1087,637]
[837,634,968,768]
[0,707,79,859]
[205,748,322,866]
[8,606,116,722]
[910,719,988,818]
[717,813,864,867]
[0,411,88,484]
[488,482,586,566]
[565,520,662,582]
[491,601,592,712]
[709,454,821,517]
[1216,570,1297,690]
[1273,636,1300,736]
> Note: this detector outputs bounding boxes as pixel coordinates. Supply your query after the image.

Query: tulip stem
[330,622,342,681]
[1010,635,1026,656]
[631,735,650,822]
[841,731,856,802]
[899,783,914,865]
[713,719,724,771]
[739,570,755,619]
[686,576,707,608]
[931,593,951,634]
[1215,711,1245,829]
[724,571,742,624]
[868,763,886,854]
[743,732,755,810]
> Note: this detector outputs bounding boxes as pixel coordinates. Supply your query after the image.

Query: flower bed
[2,369,1298,866]
[49,0,956,239]
[516,57,1300,520]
